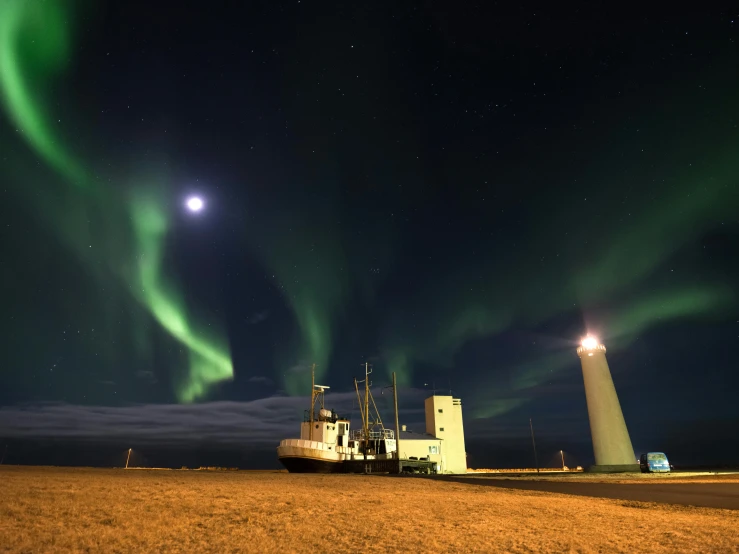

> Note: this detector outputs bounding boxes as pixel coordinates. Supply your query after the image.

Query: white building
[398,395,467,474]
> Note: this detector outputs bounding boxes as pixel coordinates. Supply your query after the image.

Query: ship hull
[279,455,424,474]
[278,455,344,473]
[277,440,403,474]
[277,440,345,473]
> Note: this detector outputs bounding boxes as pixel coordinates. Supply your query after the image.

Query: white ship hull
[277,440,344,473]
[277,439,398,473]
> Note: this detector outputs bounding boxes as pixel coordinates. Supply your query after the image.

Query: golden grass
[1,466,737,553]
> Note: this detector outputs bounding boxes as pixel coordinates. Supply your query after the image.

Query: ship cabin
[298,408,398,459]
[300,408,358,455]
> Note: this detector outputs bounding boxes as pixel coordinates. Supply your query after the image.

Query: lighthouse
[577,336,640,473]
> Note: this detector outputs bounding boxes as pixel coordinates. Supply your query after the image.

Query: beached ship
[277,363,437,474]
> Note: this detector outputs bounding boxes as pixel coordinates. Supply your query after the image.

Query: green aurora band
[0,0,233,402]
[1,0,735,415]
[254,210,350,396]
[269,40,738,405]
[387,170,735,415]
[377,71,738,416]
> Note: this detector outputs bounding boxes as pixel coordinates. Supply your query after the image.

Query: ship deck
[343,459,438,474]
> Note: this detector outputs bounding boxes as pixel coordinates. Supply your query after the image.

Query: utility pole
[560,450,565,471]
[392,372,401,473]
[125,448,132,469]
[529,418,539,473]
[364,363,370,442]
[309,364,316,441]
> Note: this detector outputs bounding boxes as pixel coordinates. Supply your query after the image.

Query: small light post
[560,449,565,471]
[125,448,132,469]
[529,418,539,473]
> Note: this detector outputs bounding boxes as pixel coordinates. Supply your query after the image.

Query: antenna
[306,363,333,435]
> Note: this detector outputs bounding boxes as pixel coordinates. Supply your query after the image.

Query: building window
[429,445,438,454]
[438,409,443,413]
[439,427,444,432]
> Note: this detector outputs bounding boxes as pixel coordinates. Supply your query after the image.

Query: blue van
[639,452,671,473]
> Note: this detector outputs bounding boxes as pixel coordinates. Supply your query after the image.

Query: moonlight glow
[186,196,204,212]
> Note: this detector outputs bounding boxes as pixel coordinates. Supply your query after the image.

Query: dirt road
[432,475,739,510]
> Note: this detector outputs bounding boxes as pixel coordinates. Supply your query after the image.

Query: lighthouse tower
[577,336,640,473]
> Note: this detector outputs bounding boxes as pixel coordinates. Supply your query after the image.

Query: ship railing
[350,428,395,441]
[279,439,339,452]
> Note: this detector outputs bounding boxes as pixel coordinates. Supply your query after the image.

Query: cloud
[287,362,311,374]
[0,398,301,446]
[0,388,538,448]
[135,370,158,384]
[247,376,274,386]
[0,389,433,447]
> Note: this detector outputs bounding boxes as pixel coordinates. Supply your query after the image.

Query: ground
[1,466,738,553]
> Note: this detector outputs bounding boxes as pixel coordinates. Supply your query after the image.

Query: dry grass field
[1,466,738,553]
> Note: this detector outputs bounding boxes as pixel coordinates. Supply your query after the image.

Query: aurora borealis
[0,0,233,403]
[1,1,738,468]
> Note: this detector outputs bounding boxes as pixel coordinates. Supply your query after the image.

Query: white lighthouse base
[587,464,640,473]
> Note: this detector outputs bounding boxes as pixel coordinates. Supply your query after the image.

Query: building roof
[399,430,441,441]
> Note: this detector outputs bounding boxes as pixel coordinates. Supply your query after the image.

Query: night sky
[1,1,738,469]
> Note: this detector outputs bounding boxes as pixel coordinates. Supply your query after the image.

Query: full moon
[186,196,204,212]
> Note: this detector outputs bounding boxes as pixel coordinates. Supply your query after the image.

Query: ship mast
[354,362,374,470]
[364,362,370,449]
[354,378,365,437]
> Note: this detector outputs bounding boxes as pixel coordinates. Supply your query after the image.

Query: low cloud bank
[0,389,434,446]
